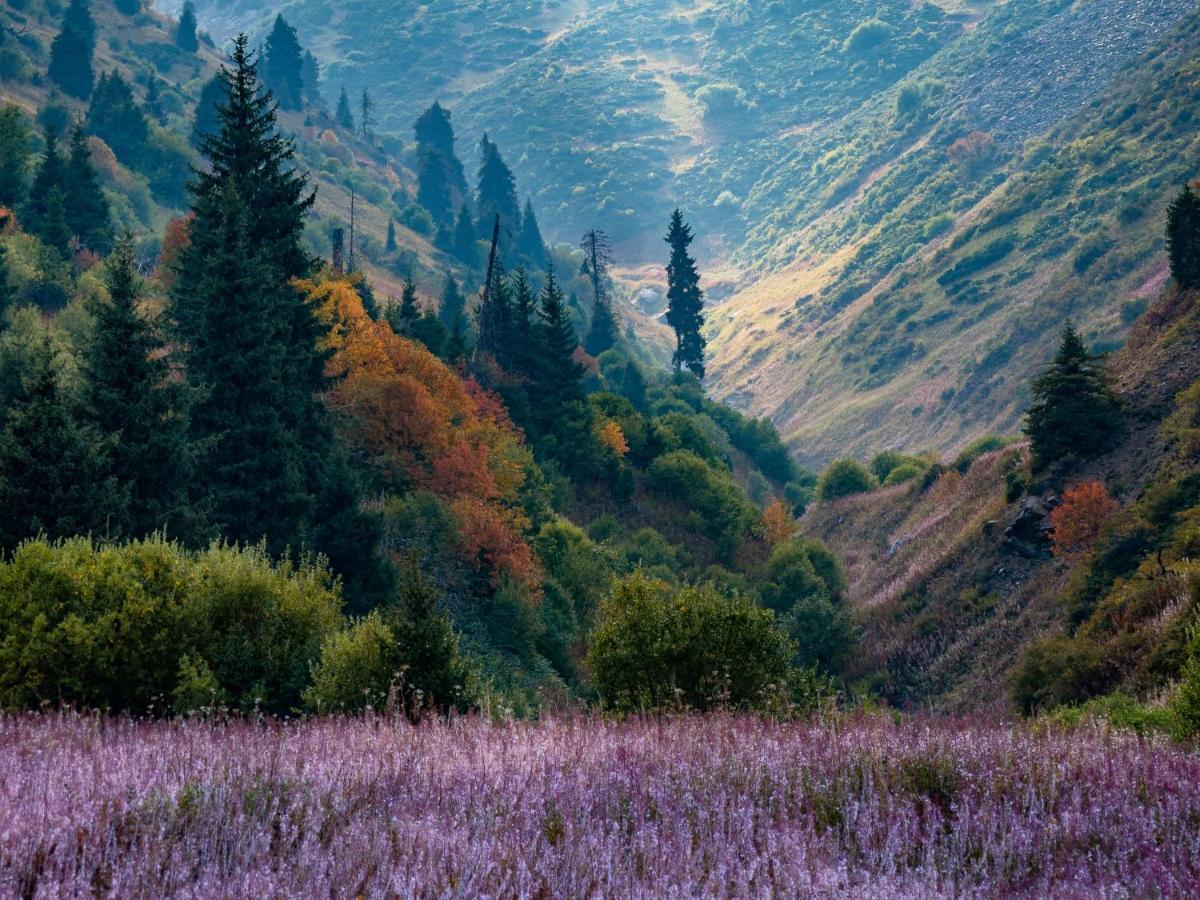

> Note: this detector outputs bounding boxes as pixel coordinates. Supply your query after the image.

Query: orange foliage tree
[761,499,796,546]
[595,419,629,459]
[1051,481,1117,560]
[301,275,537,587]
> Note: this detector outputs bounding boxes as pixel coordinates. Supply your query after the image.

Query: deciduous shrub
[817,459,877,501]
[587,576,794,712]
[1051,481,1117,559]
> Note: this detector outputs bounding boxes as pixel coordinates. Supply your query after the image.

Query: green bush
[0,537,342,714]
[883,463,925,487]
[817,459,878,501]
[646,450,755,557]
[952,434,1014,473]
[587,576,795,712]
[1011,635,1114,715]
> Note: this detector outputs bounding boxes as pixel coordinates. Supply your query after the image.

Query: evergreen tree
[172,35,389,605]
[389,276,420,337]
[0,331,119,550]
[64,120,111,253]
[664,209,706,379]
[414,102,469,224]
[586,295,619,357]
[453,202,477,265]
[144,76,165,124]
[176,1,199,53]
[537,263,583,402]
[509,266,541,378]
[0,105,32,209]
[335,86,354,130]
[1166,184,1200,289]
[1025,323,1122,470]
[300,51,322,106]
[82,236,197,539]
[581,229,617,356]
[517,197,547,267]
[0,237,15,329]
[359,87,374,141]
[475,134,520,241]
[39,187,71,258]
[47,2,95,100]
[192,75,223,148]
[438,272,466,332]
[26,128,65,239]
[385,218,397,253]
[262,15,303,111]
[474,257,512,367]
[88,71,151,165]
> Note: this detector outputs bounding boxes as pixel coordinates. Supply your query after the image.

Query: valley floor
[2,713,1198,897]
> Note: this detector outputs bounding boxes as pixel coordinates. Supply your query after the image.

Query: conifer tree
[39,187,71,258]
[47,0,95,100]
[453,202,477,265]
[1025,323,1122,470]
[509,266,540,378]
[0,105,32,209]
[517,197,547,267]
[0,237,15,329]
[262,15,304,111]
[301,51,322,106]
[385,218,397,253]
[582,229,617,356]
[88,71,151,165]
[144,76,165,124]
[359,88,374,141]
[475,134,520,242]
[83,236,197,539]
[26,128,65,239]
[474,258,513,367]
[537,263,583,402]
[336,86,354,130]
[176,1,199,53]
[665,209,706,379]
[414,102,469,226]
[64,120,111,253]
[438,272,466,332]
[172,35,389,604]
[1166,184,1200,289]
[0,331,119,550]
[389,276,420,337]
[192,75,223,148]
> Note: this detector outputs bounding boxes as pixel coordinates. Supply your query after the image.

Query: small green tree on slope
[1024,323,1121,470]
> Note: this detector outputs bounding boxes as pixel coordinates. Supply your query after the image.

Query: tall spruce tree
[385,218,397,253]
[509,266,541,379]
[0,331,120,550]
[27,129,65,243]
[665,209,706,379]
[88,71,151,165]
[359,88,374,141]
[0,236,14,329]
[517,197,548,268]
[453,202,477,265]
[0,104,32,209]
[192,76,224,148]
[335,86,354,130]
[1166,184,1200,289]
[39,187,71,258]
[474,257,513,367]
[144,76,165,124]
[1025,323,1122,470]
[389,276,420,337]
[172,35,389,606]
[301,51,322,106]
[64,120,111,253]
[262,15,304,111]
[414,102,469,227]
[83,236,197,539]
[176,1,199,53]
[475,134,520,242]
[47,0,95,100]
[537,263,583,403]
[582,229,617,356]
[438,272,466,331]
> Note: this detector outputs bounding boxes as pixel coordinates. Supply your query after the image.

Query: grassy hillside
[799,280,1200,716]
[710,0,1200,466]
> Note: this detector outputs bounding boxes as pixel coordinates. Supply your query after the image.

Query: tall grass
[2,711,1198,896]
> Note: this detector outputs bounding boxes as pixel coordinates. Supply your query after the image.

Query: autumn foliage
[1051,481,1117,560]
[303,276,536,586]
[761,499,796,546]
